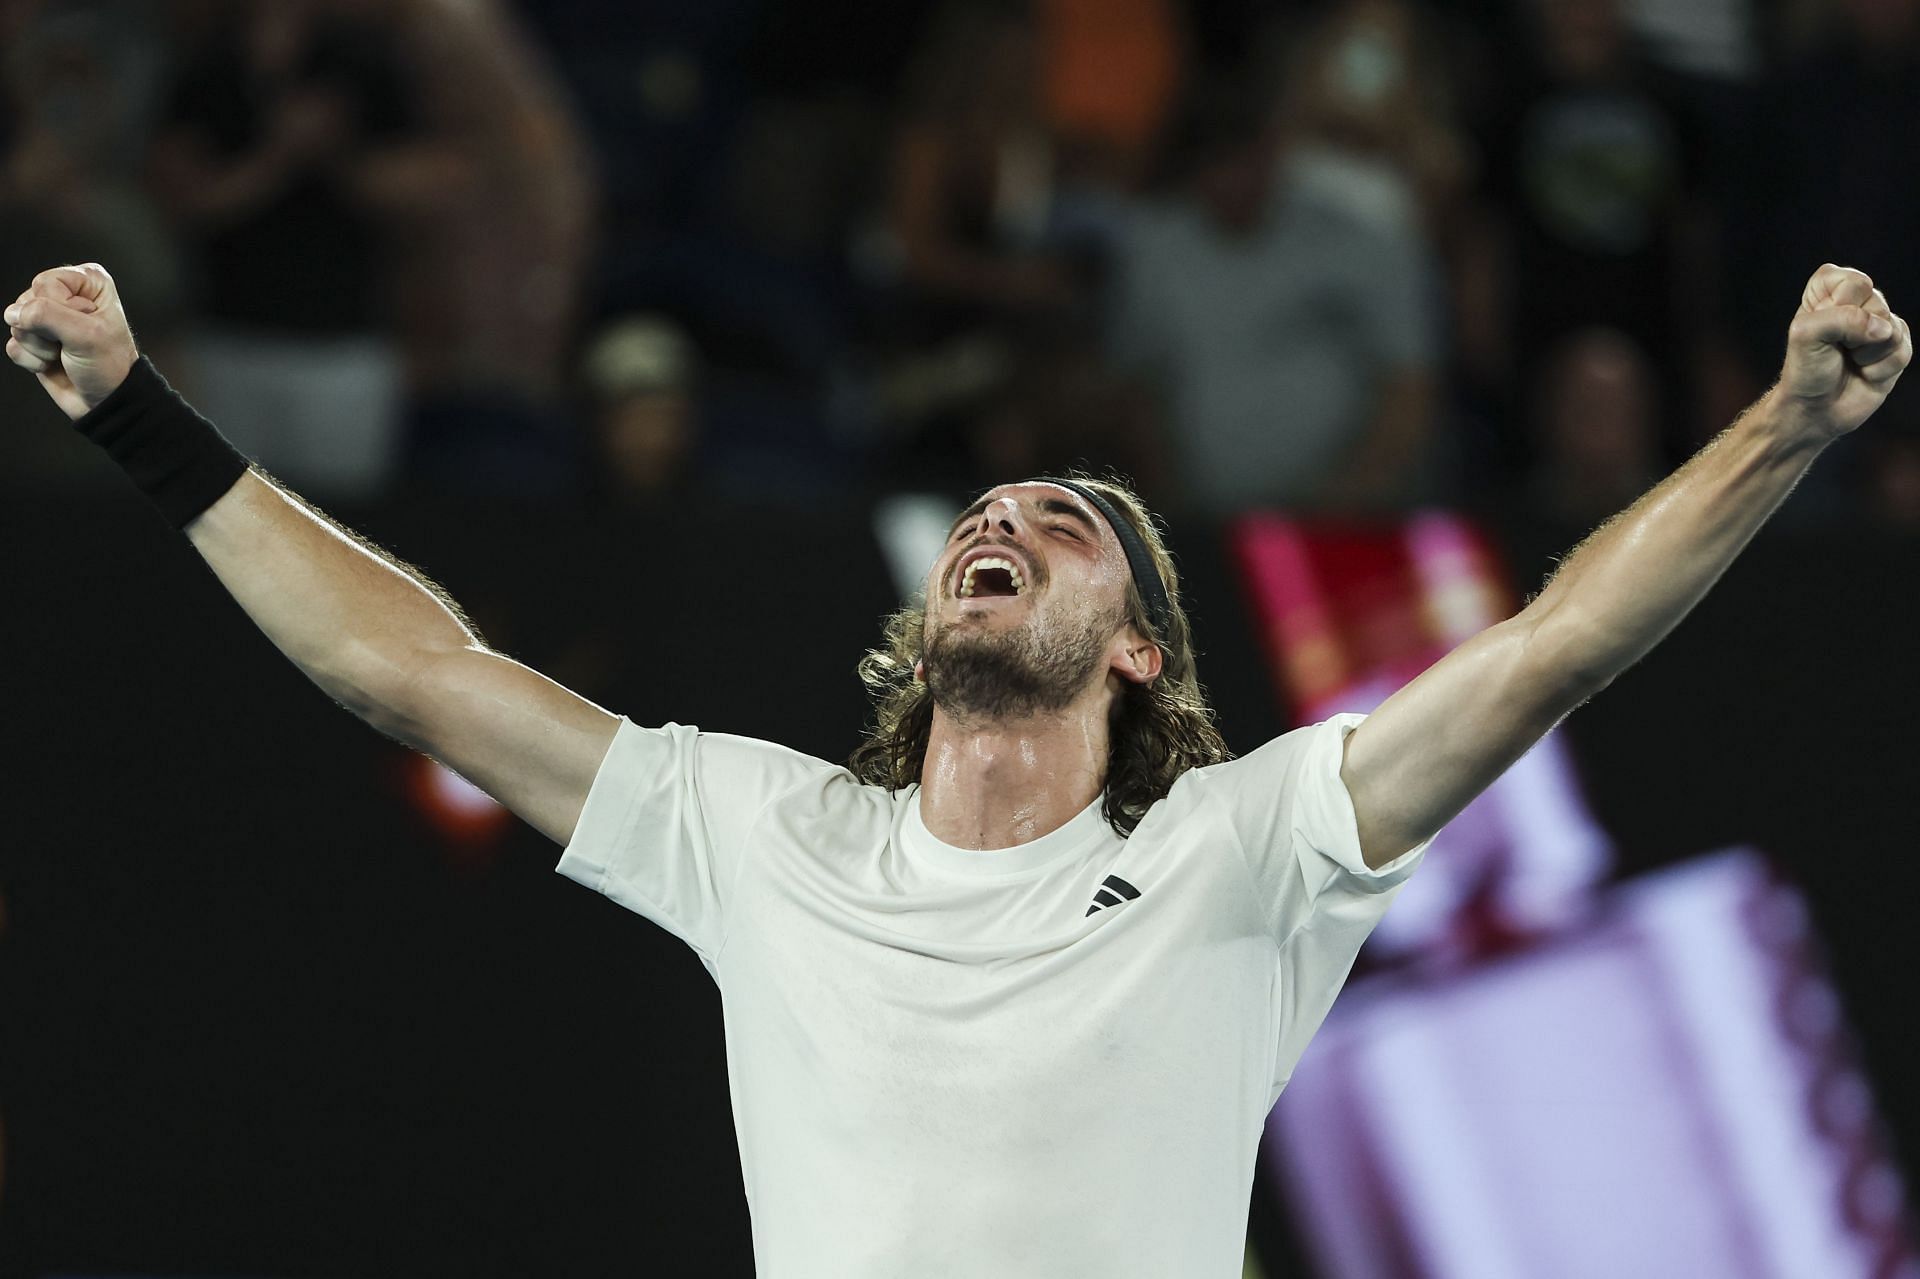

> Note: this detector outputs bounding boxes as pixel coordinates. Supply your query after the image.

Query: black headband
[1039,478,1173,639]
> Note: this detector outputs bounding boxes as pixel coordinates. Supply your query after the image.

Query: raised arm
[6,264,617,844]
[1339,264,1912,867]
[182,472,618,843]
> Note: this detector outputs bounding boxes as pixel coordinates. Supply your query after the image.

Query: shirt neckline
[901,787,1113,878]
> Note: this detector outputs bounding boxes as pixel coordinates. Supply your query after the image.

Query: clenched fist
[4,263,139,420]
[1771,263,1913,441]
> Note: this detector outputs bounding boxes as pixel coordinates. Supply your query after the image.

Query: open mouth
[958,555,1026,599]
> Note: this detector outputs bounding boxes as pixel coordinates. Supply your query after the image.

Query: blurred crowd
[3,0,1919,529]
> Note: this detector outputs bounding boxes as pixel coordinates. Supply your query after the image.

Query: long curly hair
[848,474,1232,835]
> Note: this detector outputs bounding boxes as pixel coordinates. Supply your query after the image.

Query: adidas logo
[1086,875,1141,916]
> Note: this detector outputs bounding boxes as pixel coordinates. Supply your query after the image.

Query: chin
[953,595,1032,619]
[955,605,1021,623]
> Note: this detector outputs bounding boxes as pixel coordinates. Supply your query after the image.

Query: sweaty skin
[915,484,1161,851]
[1340,263,1911,867]
[7,262,1909,871]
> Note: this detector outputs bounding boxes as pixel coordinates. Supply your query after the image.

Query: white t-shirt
[556,712,1427,1278]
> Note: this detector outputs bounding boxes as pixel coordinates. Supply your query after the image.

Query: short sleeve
[1193,713,1433,1099]
[1194,713,1430,946]
[1190,710,1436,1090]
[554,719,837,960]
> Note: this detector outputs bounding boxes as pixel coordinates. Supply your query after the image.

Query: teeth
[958,555,1026,598]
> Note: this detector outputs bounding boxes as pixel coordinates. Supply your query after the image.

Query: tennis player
[8,261,1908,1276]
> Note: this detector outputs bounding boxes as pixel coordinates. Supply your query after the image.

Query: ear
[913,658,926,682]
[1109,627,1163,686]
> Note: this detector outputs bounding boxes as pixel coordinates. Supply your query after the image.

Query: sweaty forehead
[951,482,1108,540]
[985,481,1074,504]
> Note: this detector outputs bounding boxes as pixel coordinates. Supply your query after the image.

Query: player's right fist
[4,263,138,421]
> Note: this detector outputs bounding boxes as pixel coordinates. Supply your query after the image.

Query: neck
[916,686,1113,850]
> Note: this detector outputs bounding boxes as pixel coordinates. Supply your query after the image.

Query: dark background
[5,0,1920,1270]
[1,490,1914,1275]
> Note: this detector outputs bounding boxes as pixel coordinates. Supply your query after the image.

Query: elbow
[322,664,417,745]
[354,691,423,748]
[1515,608,1622,706]
[329,639,464,749]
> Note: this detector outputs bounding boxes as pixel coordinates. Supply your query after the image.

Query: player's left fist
[1770,263,1912,440]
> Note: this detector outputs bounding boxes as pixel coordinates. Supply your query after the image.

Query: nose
[977,496,1022,538]
[953,499,1027,558]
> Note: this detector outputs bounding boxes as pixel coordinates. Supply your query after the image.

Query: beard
[922,602,1118,722]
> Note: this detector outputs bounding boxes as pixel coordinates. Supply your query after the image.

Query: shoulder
[597,720,859,805]
[1182,715,1356,794]
[1128,720,1326,839]
[690,728,895,816]
[585,720,895,863]
[1159,715,1376,853]
[692,728,846,777]
[1118,720,1358,881]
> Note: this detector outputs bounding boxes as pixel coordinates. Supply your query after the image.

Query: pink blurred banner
[1230,512,1916,1278]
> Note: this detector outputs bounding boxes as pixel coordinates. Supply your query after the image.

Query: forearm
[1340,390,1823,867]
[1521,388,1826,689]
[9,265,627,843]
[1341,264,1909,868]
[185,471,484,735]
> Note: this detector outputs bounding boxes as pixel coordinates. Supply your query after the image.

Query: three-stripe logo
[1086,874,1141,916]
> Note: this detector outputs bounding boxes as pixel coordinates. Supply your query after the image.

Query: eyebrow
[947,494,1103,540]
[1038,497,1103,537]
[948,497,990,538]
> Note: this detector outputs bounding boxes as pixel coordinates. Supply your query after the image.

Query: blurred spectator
[1108,9,1448,517]
[1458,0,1715,479]
[967,338,1170,506]
[1275,0,1469,234]
[1525,327,1663,527]
[0,0,184,482]
[579,315,700,505]
[543,0,887,510]
[883,0,1083,334]
[1867,432,1920,530]
[148,0,413,497]
[871,0,1122,487]
[724,94,886,268]
[1623,0,1762,81]
[1037,0,1186,191]
[529,0,767,240]
[372,0,597,495]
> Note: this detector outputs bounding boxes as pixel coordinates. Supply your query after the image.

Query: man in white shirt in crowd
[6,261,1908,1276]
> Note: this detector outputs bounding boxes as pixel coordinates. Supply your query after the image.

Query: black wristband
[74,356,252,529]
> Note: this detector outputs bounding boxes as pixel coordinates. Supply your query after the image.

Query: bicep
[1339,617,1590,868]
[394,646,620,846]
